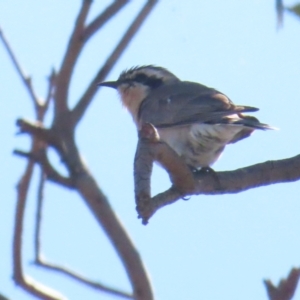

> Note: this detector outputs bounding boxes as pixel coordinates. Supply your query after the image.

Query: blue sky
[1,1,300,299]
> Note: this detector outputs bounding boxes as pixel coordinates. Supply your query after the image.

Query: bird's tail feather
[233,115,277,130]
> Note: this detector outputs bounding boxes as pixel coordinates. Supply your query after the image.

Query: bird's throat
[118,84,150,126]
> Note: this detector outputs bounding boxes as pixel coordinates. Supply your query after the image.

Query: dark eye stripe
[134,73,148,83]
[134,74,163,89]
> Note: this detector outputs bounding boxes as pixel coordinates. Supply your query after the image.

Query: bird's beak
[98,81,119,89]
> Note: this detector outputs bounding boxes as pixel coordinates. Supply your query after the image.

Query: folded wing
[138,81,259,128]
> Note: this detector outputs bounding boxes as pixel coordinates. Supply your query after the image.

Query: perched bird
[99,65,273,170]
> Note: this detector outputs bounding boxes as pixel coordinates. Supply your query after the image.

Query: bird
[99,65,274,170]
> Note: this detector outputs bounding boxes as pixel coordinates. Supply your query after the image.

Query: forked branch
[83,0,129,41]
[13,144,66,300]
[33,169,133,299]
[134,123,300,224]
[72,0,158,125]
[2,1,157,299]
[264,268,300,300]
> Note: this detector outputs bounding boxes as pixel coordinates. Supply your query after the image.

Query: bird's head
[99,65,179,124]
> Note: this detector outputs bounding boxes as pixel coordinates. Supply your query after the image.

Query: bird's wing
[138,81,258,127]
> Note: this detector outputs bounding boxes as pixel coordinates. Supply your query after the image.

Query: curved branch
[15,105,154,300]
[7,1,157,298]
[76,172,153,300]
[13,148,66,300]
[134,124,300,224]
[147,155,300,222]
[33,169,133,299]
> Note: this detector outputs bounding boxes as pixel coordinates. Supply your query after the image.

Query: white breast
[118,84,150,126]
[158,124,243,168]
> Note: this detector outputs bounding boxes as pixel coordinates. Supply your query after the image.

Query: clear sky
[1,1,300,300]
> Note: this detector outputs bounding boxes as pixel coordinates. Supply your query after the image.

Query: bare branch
[134,123,195,224]
[13,147,66,300]
[9,2,157,298]
[134,126,300,223]
[83,0,129,41]
[76,172,154,300]
[32,169,131,299]
[34,169,46,260]
[35,259,133,299]
[14,149,74,188]
[0,293,10,300]
[54,0,92,115]
[15,120,154,298]
[264,268,300,300]
[72,0,158,126]
[0,27,41,108]
[16,118,65,153]
[276,0,284,29]
[43,68,57,114]
[142,154,300,222]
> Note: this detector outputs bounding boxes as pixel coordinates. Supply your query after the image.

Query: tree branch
[35,259,133,299]
[44,68,56,114]
[0,27,41,108]
[72,0,158,126]
[4,33,66,297]
[76,171,154,300]
[16,118,63,151]
[13,149,74,188]
[33,170,132,299]
[54,0,92,115]
[264,268,300,300]
[134,124,300,224]
[34,168,46,260]
[6,1,157,298]
[82,0,129,42]
[134,123,195,224]
[0,293,10,300]
[13,146,66,300]
[140,154,300,223]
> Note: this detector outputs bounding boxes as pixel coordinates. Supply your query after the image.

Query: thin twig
[32,168,132,299]
[2,18,66,299]
[13,146,66,300]
[0,27,41,108]
[54,0,92,115]
[72,0,158,126]
[83,0,129,42]
[43,68,57,116]
[34,168,46,261]
[35,259,133,299]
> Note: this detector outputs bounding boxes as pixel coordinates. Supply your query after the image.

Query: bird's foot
[194,167,223,190]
